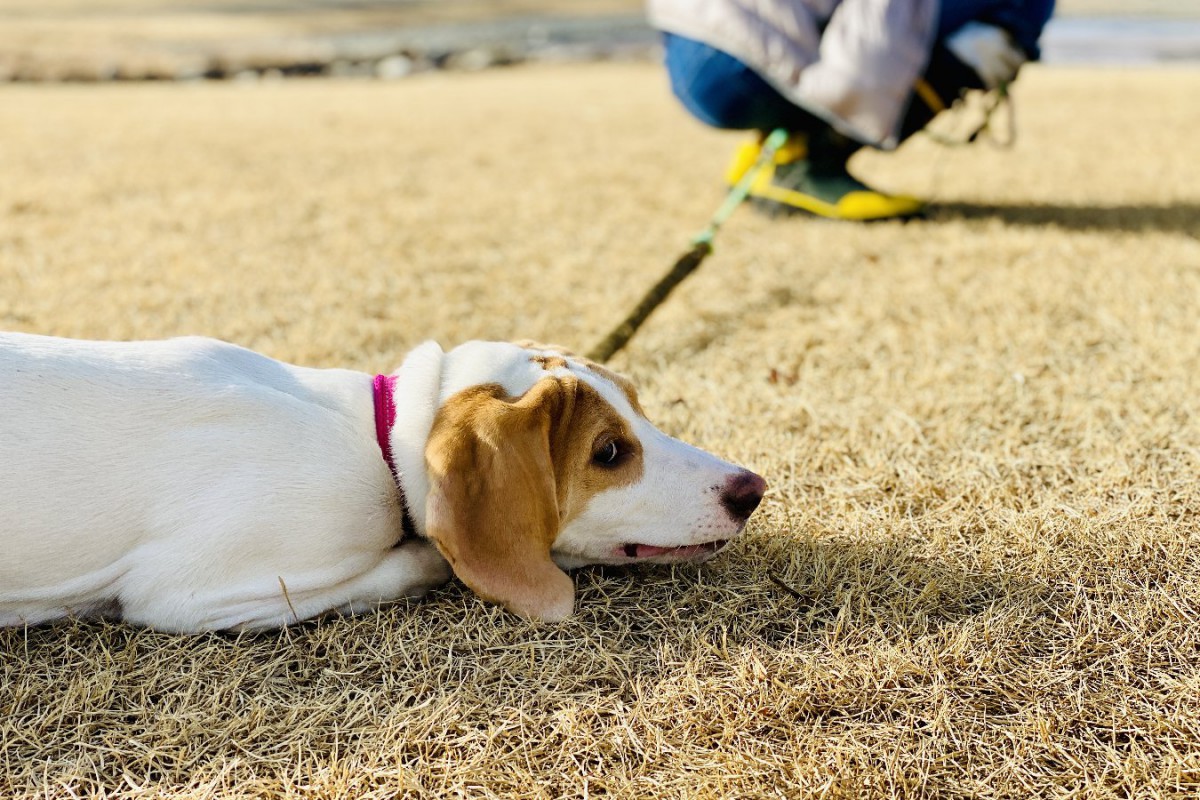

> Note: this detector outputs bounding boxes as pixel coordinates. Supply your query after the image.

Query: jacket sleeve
[647,0,938,149]
[795,0,938,147]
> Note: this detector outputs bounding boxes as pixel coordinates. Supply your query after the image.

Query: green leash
[587,128,789,364]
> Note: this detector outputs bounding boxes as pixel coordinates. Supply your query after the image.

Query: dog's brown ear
[424,378,575,621]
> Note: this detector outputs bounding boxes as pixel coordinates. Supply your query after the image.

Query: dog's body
[0,332,765,632]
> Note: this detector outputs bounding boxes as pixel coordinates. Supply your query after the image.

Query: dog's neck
[383,341,445,537]
[371,373,416,540]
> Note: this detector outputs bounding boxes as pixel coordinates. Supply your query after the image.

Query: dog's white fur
[0,332,764,632]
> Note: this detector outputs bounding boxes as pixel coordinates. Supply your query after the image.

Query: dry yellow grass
[2,63,1200,798]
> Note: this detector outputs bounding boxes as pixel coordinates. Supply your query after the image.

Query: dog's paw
[397,537,453,593]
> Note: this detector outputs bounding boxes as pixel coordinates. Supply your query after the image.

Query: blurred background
[2,0,1199,83]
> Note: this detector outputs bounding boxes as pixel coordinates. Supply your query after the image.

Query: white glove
[945,21,1027,89]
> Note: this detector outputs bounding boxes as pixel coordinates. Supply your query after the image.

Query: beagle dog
[0,333,766,632]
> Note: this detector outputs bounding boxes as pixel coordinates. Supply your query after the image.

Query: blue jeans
[664,0,1055,132]
[664,33,817,132]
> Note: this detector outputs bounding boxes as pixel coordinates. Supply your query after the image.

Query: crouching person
[648,0,1055,220]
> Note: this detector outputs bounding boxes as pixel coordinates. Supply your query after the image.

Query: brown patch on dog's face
[547,377,644,527]
[423,372,643,620]
[576,360,645,418]
[516,340,646,417]
[530,353,569,371]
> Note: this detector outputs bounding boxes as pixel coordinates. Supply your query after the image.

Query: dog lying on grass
[0,333,766,632]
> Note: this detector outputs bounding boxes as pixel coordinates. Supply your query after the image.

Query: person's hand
[946,21,1027,89]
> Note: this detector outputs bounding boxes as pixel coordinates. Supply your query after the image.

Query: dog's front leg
[330,537,453,618]
[202,539,452,631]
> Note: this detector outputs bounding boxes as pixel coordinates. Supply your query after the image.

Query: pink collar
[373,373,416,539]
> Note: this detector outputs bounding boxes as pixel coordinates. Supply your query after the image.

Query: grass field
[2,63,1200,798]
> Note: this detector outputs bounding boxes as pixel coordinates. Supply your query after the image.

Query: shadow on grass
[0,534,1060,791]
[930,200,1200,236]
[579,534,1050,651]
[0,534,1048,670]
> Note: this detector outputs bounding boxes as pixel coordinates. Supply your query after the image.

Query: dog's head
[416,341,766,622]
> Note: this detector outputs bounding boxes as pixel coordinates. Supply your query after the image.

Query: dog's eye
[593,440,621,467]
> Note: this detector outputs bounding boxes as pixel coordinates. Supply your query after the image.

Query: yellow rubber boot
[724,136,808,184]
[725,133,924,221]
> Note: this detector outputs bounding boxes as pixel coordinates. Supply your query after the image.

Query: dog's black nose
[721,470,767,522]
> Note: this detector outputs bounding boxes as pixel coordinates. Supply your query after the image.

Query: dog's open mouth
[617,540,729,561]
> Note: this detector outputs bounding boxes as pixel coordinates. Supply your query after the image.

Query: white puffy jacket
[647,0,938,148]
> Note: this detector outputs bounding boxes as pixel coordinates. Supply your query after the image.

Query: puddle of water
[340,14,1200,65]
[1041,17,1200,62]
